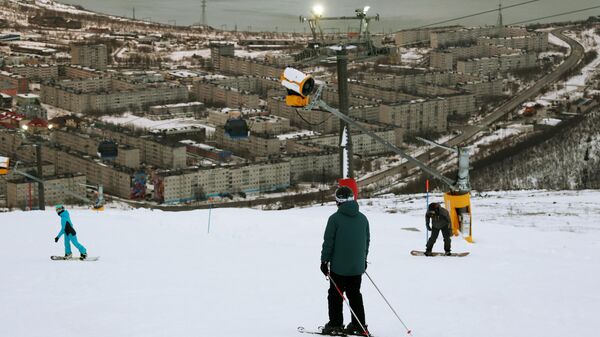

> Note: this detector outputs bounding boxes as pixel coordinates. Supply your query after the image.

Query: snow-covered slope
[1,190,599,337]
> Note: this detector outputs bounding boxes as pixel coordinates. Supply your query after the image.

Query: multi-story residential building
[40,77,188,114]
[477,33,548,52]
[430,44,517,70]
[214,127,281,159]
[6,173,86,209]
[430,26,527,49]
[148,102,205,120]
[50,129,141,169]
[210,42,235,70]
[153,160,290,203]
[70,43,108,70]
[379,99,449,135]
[305,126,404,156]
[193,81,261,108]
[5,64,59,81]
[248,115,291,135]
[288,151,340,182]
[395,26,461,46]
[0,71,27,95]
[88,127,187,169]
[457,52,538,76]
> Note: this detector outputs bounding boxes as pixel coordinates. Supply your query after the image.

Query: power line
[509,5,600,25]
[417,0,540,28]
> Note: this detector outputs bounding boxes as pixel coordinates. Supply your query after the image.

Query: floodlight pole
[35,144,45,210]
[336,46,354,178]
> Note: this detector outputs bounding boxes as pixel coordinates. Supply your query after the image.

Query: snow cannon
[281,67,316,107]
[444,192,473,243]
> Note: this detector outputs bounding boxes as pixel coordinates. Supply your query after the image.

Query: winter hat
[55,204,65,213]
[335,186,355,204]
[428,203,440,212]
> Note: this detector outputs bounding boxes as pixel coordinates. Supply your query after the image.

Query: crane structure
[300,5,380,54]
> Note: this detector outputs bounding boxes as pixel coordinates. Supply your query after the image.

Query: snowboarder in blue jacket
[54,205,87,260]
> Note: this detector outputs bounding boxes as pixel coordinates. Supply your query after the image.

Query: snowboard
[51,256,100,261]
[298,326,373,336]
[410,250,469,257]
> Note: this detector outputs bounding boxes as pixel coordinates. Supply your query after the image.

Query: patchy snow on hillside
[0,190,599,337]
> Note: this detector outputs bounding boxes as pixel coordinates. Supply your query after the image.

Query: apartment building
[430,44,517,70]
[41,77,188,114]
[214,127,281,159]
[51,129,141,169]
[210,42,235,70]
[288,151,339,182]
[147,102,205,120]
[154,160,290,203]
[5,64,59,81]
[248,115,291,134]
[0,71,27,94]
[430,26,527,49]
[71,43,108,70]
[379,99,449,135]
[89,127,187,169]
[193,81,261,108]
[457,52,538,76]
[6,173,86,209]
[305,127,404,156]
[477,33,548,52]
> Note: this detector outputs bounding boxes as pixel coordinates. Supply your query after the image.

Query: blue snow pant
[64,234,87,255]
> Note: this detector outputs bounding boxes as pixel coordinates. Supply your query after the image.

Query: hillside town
[1,0,599,209]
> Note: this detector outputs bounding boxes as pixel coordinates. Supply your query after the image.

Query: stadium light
[312,4,324,16]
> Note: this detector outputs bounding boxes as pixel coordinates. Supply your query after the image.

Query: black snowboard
[410,250,469,257]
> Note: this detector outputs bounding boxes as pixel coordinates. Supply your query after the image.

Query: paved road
[358,28,584,189]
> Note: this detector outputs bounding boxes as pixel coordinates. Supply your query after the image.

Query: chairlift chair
[224,118,250,139]
[97,141,118,161]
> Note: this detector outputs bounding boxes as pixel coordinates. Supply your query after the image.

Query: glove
[320,262,329,277]
[54,237,59,243]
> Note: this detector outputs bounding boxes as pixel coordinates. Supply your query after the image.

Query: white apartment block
[379,99,449,135]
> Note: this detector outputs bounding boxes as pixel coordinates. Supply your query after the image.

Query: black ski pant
[328,272,366,327]
[426,226,452,253]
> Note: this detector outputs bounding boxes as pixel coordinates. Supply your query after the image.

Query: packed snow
[100,113,209,132]
[1,190,599,337]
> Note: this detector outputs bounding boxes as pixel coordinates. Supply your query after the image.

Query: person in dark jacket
[320,186,370,335]
[54,205,87,260]
[425,202,452,256]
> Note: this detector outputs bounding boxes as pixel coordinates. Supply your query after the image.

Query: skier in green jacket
[320,186,370,336]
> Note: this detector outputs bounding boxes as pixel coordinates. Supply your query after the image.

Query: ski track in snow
[1,190,599,337]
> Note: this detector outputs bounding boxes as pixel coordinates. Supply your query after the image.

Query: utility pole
[336,45,353,178]
[35,144,45,210]
[133,7,135,20]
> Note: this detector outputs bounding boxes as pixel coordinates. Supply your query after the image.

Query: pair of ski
[298,326,372,336]
[51,255,100,261]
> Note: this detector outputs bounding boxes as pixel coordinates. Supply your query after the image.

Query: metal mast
[201,0,207,26]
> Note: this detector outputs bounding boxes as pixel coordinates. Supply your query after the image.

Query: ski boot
[444,251,452,256]
[424,250,433,256]
[64,253,73,259]
[321,322,344,335]
[80,253,87,260]
[344,322,369,336]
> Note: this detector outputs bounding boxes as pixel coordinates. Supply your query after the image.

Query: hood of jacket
[337,200,359,217]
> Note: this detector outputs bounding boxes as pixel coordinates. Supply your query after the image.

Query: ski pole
[365,271,412,335]
[425,179,429,244]
[327,273,371,337]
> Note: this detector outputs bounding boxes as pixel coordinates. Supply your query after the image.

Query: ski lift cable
[416,0,540,28]
[295,109,334,126]
[508,5,600,25]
